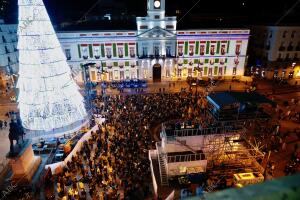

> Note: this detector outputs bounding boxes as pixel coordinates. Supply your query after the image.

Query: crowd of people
[45,90,208,200]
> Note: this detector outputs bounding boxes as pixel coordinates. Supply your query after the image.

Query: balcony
[235,51,241,56]
[200,52,204,56]
[95,56,100,59]
[106,55,112,59]
[66,56,72,60]
[83,56,88,60]
[210,51,215,55]
[118,55,124,58]
[287,46,294,51]
[130,54,135,58]
[178,52,183,56]
[296,46,300,51]
[189,52,194,56]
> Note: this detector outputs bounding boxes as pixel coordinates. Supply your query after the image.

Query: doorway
[153,64,161,82]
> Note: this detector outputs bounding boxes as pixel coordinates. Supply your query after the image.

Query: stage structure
[17,0,87,139]
[150,123,265,187]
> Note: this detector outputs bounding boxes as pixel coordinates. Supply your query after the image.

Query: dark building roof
[207,92,274,108]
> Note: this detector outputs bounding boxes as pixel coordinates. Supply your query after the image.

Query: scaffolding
[156,124,265,185]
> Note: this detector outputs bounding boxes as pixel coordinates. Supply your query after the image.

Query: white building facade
[250,26,300,80]
[0,19,18,89]
[0,0,250,84]
[58,0,250,83]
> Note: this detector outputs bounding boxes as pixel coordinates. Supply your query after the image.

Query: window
[285,53,290,61]
[166,25,174,29]
[118,47,123,58]
[235,44,241,55]
[2,36,6,43]
[294,53,298,61]
[210,45,215,55]
[233,67,237,75]
[291,31,296,38]
[120,71,125,80]
[282,31,287,38]
[221,45,226,55]
[287,42,293,51]
[93,46,100,59]
[269,31,273,38]
[266,41,270,50]
[155,15,160,19]
[143,68,148,79]
[140,25,148,29]
[82,46,88,59]
[7,56,11,63]
[177,68,182,77]
[178,46,183,56]
[108,71,113,80]
[65,49,71,60]
[130,47,135,57]
[188,68,193,77]
[142,47,148,56]
[208,68,213,77]
[166,67,170,77]
[218,67,223,76]
[189,46,194,56]
[297,42,300,51]
[154,46,160,56]
[5,46,9,54]
[166,46,171,56]
[106,48,112,58]
[200,45,205,55]
[277,53,282,61]
[279,42,285,51]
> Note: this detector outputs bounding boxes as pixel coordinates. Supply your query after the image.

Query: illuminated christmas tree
[17,0,87,134]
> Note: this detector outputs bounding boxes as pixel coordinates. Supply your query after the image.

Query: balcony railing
[279,46,285,51]
[167,153,206,163]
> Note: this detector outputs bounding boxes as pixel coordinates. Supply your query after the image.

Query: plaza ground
[0,79,300,186]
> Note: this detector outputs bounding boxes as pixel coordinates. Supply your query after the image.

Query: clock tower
[147,0,166,19]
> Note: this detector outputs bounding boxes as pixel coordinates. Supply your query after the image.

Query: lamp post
[97,62,108,115]
[82,63,96,114]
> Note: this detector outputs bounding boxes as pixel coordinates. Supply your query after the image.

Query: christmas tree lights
[17,0,87,132]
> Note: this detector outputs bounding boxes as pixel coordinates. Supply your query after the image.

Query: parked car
[132,79,140,88]
[124,80,132,88]
[110,81,119,89]
[140,80,147,88]
[101,81,108,88]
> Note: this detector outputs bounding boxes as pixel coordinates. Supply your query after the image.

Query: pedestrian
[4,121,7,128]
[0,120,2,129]
[229,85,232,91]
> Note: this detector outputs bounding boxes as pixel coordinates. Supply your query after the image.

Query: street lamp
[82,63,96,114]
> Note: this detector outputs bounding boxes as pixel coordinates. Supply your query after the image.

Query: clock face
[154,0,161,8]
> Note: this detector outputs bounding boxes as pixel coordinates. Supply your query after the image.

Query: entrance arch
[153,63,161,82]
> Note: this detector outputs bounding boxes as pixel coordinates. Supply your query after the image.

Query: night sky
[3,0,300,28]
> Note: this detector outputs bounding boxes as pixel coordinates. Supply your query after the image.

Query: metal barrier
[163,126,240,139]
[167,153,206,163]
